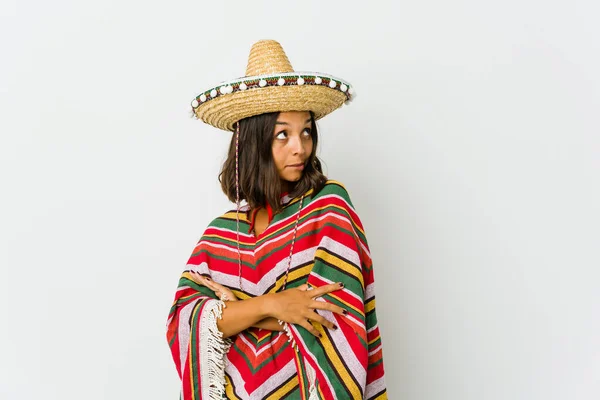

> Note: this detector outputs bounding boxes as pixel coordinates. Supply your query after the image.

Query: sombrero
[190,39,355,131]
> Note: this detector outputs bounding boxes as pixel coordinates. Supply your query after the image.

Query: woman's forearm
[252,317,284,332]
[216,294,274,338]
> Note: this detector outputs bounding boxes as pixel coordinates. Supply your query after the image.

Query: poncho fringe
[200,300,232,399]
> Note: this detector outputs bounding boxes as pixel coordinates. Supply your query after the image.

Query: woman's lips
[287,163,305,170]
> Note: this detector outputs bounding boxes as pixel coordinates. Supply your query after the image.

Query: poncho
[167,180,387,399]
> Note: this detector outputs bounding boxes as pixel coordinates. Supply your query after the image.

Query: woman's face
[271,111,314,185]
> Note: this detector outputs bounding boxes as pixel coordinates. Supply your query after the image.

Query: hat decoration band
[191,71,355,110]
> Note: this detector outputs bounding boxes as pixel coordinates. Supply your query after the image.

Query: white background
[1,0,599,399]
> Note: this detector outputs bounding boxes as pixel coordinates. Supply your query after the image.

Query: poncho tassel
[306,361,319,400]
[200,300,233,400]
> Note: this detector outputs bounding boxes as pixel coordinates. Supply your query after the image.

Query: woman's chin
[282,173,303,183]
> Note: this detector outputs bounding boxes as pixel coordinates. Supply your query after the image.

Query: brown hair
[219,111,327,213]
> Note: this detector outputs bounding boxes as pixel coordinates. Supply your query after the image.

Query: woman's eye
[275,128,311,140]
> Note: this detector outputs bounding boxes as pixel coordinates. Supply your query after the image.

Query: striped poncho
[167,180,387,399]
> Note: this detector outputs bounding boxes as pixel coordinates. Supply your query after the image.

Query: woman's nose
[290,135,306,155]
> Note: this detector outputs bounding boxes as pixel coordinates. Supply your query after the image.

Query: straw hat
[190,40,355,131]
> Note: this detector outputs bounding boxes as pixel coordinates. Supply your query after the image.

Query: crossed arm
[187,272,283,331]
[187,271,346,339]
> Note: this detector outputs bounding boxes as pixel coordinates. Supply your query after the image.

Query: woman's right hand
[188,271,238,302]
[266,282,348,337]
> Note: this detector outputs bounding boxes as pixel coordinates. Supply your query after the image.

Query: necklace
[235,194,305,292]
[282,195,305,290]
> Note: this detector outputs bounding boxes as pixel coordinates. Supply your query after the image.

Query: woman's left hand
[189,271,239,302]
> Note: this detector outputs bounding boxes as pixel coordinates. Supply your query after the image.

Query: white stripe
[365,375,387,399]
[368,343,382,357]
[317,235,362,273]
[365,282,376,299]
[177,300,199,373]
[187,261,210,275]
[367,325,379,334]
[197,240,255,257]
[204,225,254,239]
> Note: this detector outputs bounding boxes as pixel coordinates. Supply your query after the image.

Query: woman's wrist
[259,292,276,319]
[215,294,276,338]
[253,317,284,331]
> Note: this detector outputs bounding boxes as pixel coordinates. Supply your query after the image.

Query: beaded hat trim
[191,72,355,109]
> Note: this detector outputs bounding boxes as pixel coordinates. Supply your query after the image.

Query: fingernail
[332,324,338,330]
[338,282,344,288]
[319,333,323,338]
[342,310,348,315]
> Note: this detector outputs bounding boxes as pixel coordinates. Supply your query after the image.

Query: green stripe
[369,358,384,369]
[198,234,256,251]
[312,253,364,297]
[192,249,257,270]
[368,337,381,349]
[189,299,207,398]
[366,310,379,329]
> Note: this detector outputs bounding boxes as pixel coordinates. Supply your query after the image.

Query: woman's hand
[266,282,347,337]
[189,271,238,302]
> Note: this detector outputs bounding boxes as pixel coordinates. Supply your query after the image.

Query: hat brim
[195,85,347,131]
[191,72,354,131]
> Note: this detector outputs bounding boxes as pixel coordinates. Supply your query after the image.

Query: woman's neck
[281,180,294,194]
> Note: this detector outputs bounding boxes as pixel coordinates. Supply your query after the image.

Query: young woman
[167,40,387,400]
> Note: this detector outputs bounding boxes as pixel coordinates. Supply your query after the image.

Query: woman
[167,40,387,400]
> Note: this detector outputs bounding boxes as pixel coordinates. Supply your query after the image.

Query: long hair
[219,111,327,213]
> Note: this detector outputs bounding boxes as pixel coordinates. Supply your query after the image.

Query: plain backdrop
[1,0,599,399]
